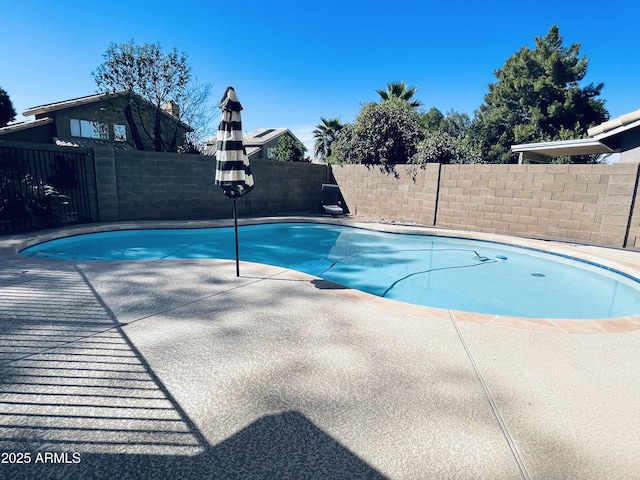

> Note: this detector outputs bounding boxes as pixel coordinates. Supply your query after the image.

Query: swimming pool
[21,222,640,319]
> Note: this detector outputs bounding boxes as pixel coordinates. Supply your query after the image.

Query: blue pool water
[21,223,640,319]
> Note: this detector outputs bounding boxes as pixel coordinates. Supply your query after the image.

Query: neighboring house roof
[243,128,296,146]
[511,138,615,158]
[205,128,304,158]
[23,91,192,131]
[512,109,640,163]
[0,117,53,135]
[245,146,261,157]
[590,115,640,152]
[23,92,115,117]
[588,110,640,137]
[1,91,193,150]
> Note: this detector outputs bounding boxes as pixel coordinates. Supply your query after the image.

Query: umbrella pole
[233,197,239,277]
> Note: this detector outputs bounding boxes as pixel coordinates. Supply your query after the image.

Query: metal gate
[0,142,97,234]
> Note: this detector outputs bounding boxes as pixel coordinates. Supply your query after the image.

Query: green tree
[413,131,482,164]
[332,98,424,173]
[376,81,422,108]
[420,107,445,131]
[0,87,17,127]
[441,110,472,138]
[421,108,472,137]
[471,25,608,163]
[271,134,307,162]
[415,108,479,164]
[93,40,212,152]
[328,123,354,164]
[313,117,343,160]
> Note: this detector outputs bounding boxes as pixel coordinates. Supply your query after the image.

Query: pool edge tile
[367,297,452,321]
[551,320,608,334]
[450,311,496,324]
[491,316,561,333]
[594,316,640,333]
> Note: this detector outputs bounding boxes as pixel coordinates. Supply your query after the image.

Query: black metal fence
[0,142,97,234]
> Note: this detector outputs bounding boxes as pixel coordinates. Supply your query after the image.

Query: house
[0,92,192,151]
[243,128,306,161]
[512,109,640,163]
[206,128,307,161]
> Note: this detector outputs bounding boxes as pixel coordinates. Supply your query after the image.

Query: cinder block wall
[330,163,440,225]
[112,150,222,221]
[93,148,328,222]
[600,164,639,247]
[91,145,640,249]
[249,159,330,215]
[437,163,637,246]
[330,162,640,249]
[624,165,640,248]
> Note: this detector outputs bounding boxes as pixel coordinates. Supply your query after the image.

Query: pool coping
[7,215,640,334]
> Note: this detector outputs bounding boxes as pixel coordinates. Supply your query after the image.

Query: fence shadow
[0,264,386,479]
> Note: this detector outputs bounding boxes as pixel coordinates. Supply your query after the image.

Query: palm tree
[376,81,422,108]
[313,117,343,160]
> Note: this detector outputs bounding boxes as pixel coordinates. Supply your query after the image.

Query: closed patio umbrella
[214,86,255,276]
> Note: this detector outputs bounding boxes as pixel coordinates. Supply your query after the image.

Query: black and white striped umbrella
[214,86,254,277]
[214,86,254,198]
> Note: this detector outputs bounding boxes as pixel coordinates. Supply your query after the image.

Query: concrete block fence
[93,147,329,223]
[88,145,640,249]
[329,162,640,250]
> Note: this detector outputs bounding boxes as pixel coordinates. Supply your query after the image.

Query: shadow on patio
[0,264,385,479]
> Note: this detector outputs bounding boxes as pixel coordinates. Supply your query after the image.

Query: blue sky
[2,0,639,154]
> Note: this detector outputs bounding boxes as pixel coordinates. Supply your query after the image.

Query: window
[69,119,83,137]
[69,119,108,139]
[113,124,127,141]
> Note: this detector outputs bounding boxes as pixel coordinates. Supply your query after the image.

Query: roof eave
[588,110,640,137]
[0,117,54,134]
[511,138,615,159]
[23,92,118,116]
[592,119,640,142]
[23,91,192,131]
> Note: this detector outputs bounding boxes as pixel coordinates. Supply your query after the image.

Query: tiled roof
[588,109,640,137]
[204,128,305,159]
[206,128,303,147]
[243,128,290,146]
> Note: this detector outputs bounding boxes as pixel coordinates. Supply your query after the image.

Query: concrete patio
[1,219,640,479]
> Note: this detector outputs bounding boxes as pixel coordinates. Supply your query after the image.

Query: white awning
[512,138,615,163]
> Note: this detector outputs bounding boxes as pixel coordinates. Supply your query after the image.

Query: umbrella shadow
[0,263,386,479]
[71,411,387,480]
[311,278,349,290]
[236,275,348,291]
[236,273,349,292]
